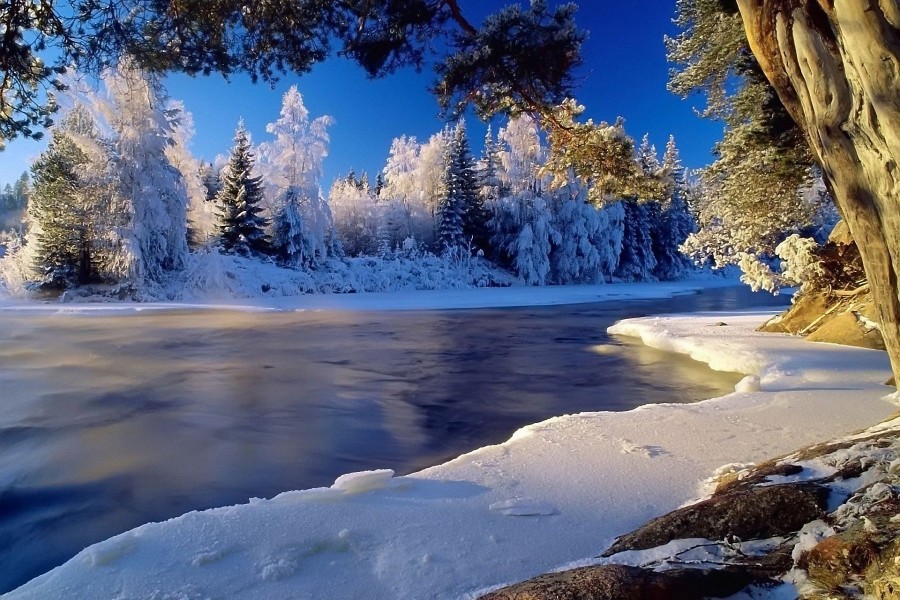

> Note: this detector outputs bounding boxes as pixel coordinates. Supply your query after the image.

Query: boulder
[601,483,829,557]
[478,564,763,600]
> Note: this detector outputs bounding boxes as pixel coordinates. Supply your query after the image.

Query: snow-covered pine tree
[269,186,308,265]
[449,122,490,255]
[478,126,507,210]
[549,181,626,284]
[615,199,657,281]
[652,135,695,280]
[26,132,91,289]
[199,162,222,202]
[103,63,190,286]
[217,121,270,256]
[436,138,467,257]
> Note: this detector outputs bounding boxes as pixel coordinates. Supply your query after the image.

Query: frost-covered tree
[101,64,190,285]
[615,200,657,282]
[651,136,695,280]
[550,182,625,284]
[499,114,543,194]
[329,177,378,257]
[436,147,467,257]
[477,126,505,208]
[217,121,269,256]
[259,85,337,266]
[165,101,216,249]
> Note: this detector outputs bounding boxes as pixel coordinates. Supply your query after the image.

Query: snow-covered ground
[0,272,739,313]
[5,307,897,599]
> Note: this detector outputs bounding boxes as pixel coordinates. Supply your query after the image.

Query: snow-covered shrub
[776,234,823,292]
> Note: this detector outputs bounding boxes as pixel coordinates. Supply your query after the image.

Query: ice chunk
[735,375,760,393]
[332,469,395,494]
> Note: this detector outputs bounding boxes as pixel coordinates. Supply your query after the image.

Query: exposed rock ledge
[759,221,884,354]
[480,415,900,600]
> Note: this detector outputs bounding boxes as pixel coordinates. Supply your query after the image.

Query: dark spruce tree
[28,132,92,289]
[437,142,467,257]
[217,122,269,256]
[447,123,490,256]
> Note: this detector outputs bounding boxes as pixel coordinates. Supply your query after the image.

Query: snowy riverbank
[4,306,897,599]
[0,272,739,313]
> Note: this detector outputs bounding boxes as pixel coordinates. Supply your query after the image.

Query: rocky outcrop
[600,483,828,557]
[478,564,766,600]
[479,420,900,600]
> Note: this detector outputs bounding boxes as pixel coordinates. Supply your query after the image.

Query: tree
[651,136,695,280]
[26,132,91,289]
[217,122,269,256]
[329,177,378,256]
[436,142,467,256]
[670,0,900,383]
[1,1,584,149]
[258,85,337,266]
[448,122,490,255]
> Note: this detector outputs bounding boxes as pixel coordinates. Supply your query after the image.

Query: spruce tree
[446,123,490,255]
[217,122,269,256]
[437,141,467,256]
[28,133,90,289]
[652,136,695,279]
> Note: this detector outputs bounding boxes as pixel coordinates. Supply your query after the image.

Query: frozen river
[0,286,788,593]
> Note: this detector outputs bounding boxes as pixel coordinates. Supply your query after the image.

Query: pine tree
[652,135,695,279]
[437,140,467,256]
[615,199,657,282]
[270,186,308,266]
[28,133,91,289]
[103,63,190,284]
[449,122,490,255]
[217,121,269,256]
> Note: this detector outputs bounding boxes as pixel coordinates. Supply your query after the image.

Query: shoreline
[5,307,897,599]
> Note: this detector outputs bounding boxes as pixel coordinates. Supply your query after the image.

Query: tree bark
[735,0,900,384]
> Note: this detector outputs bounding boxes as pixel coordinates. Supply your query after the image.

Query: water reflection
[0,286,788,592]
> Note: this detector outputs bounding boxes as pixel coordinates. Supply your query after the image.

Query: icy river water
[0,286,789,593]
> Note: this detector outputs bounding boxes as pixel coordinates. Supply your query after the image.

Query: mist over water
[0,286,789,592]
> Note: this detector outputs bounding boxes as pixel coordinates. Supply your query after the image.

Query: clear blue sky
[0,0,724,188]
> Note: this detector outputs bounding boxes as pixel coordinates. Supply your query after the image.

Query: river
[0,285,788,593]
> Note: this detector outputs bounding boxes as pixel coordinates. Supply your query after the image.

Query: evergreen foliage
[615,200,657,282]
[437,142,467,257]
[27,132,91,289]
[448,123,490,256]
[217,122,269,257]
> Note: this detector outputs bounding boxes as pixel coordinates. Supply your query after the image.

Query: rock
[714,462,804,495]
[799,508,900,598]
[478,564,763,600]
[806,302,886,351]
[602,483,829,557]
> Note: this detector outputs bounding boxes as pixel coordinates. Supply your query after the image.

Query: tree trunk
[735,0,900,385]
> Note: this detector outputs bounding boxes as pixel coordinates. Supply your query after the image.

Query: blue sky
[0,1,724,188]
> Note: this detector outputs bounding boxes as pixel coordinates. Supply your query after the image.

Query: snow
[0,273,738,314]
[5,304,896,599]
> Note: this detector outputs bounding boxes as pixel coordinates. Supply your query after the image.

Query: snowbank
[5,311,897,599]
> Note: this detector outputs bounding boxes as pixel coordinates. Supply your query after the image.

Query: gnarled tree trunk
[735,0,900,384]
